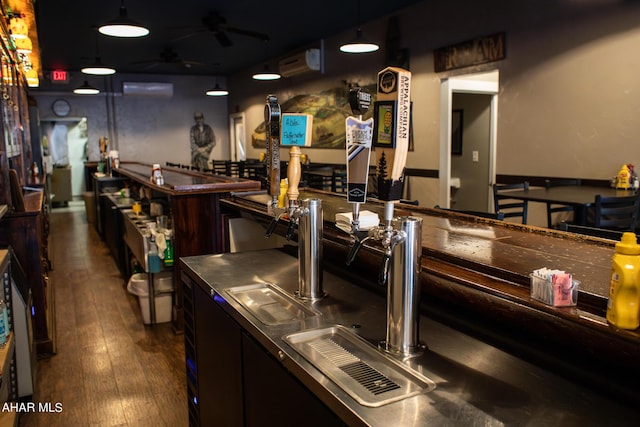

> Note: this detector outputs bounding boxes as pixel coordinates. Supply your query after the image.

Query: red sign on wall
[50,70,69,83]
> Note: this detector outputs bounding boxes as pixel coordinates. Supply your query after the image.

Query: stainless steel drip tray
[225,283,321,326]
[284,325,436,407]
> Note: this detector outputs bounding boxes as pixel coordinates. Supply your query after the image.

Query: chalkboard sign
[281,113,313,146]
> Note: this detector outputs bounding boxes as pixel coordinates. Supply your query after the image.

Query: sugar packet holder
[530,268,579,307]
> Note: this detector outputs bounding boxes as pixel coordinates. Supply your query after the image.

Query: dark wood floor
[19,201,187,427]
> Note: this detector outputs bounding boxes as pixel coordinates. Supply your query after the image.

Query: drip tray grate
[284,326,435,407]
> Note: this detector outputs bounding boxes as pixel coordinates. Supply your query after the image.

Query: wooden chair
[545,178,582,228]
[492,182,529,224]
[558,222,626,241]
[211,161,228,176]
[226,161,241,178]
[587,193,639,231]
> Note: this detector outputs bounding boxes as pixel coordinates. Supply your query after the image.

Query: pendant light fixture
[98,0,150,38]
[206,76,229,96]
[339,0,379,54]
[82,29,116,75]
[73,80,100,95]
[206,65,229,96]
[252,40,281,81]
[252,64,281,81]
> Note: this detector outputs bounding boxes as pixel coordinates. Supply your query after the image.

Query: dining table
[500,185,636,226]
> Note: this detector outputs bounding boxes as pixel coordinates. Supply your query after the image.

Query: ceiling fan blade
[130,59,159,65]
[170,29,208,43]
[224,26,270,41]
[181,60,205,68]
[215,30,233,47]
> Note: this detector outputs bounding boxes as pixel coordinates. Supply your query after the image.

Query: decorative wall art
[252,83,377,149]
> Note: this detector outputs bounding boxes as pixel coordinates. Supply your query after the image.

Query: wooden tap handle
[287,146,301,202]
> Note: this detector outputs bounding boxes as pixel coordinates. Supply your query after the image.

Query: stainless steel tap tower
[380,216,424,356]
[264,97,325,300]
[295,198,324,300]
[346,68,424,357]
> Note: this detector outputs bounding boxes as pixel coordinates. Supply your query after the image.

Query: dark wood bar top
[221,189,640,404]
[115,162,260,194]
[222,188,614,301]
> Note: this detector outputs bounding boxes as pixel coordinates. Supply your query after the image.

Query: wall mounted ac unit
[279,48,322,77]
[122,82,174,97]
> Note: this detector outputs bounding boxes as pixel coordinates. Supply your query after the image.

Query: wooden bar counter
[221,189,639,405]
[115,162,261,330]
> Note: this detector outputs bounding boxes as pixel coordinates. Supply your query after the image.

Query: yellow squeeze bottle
[606,232,640,330]
[616,164,630,189]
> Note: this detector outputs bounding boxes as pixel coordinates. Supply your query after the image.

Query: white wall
[33,74,230,166]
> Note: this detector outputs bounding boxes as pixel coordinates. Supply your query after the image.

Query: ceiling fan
[131,46,204,69]
[172,11,270,47]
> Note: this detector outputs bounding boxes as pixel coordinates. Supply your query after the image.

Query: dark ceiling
[35,0,424,77]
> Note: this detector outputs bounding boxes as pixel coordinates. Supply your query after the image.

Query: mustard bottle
[606,232,640,329]
[616,164,631,189]
[277,178,288,208]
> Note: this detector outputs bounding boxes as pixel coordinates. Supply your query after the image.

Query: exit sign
[50,70,69,83]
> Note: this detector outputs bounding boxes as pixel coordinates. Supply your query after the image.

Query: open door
[439,71,499,210]
[229,112,246,162]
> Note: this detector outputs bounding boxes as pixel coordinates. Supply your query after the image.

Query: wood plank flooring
[18,201,187,427]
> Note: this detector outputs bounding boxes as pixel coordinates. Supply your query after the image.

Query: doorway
[41,118,89,199]
[229,112,246,162]
[438,71,499,210]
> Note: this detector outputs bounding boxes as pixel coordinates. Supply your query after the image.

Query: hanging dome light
[73,80,100,95]
[98,0,149,38]
[206,83,229,96]
[339,28,379,54]
[81,58,116,76]
[82,29,116,75]
[252,64,281,81]
[339,0,379,54]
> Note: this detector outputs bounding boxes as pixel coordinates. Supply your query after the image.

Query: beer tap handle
[287,146,301,207]
[285,219,296,241]
[264,95,281,206]
[265,213,282,238]
[346,233,370,266]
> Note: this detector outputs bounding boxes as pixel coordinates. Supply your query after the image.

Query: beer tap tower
[264,98,325,300]
[347,67,425,358]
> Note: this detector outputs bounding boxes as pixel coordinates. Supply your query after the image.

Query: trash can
[83,192,96,224]
[127,272,174,324]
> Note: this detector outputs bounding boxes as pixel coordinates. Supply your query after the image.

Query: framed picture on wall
[451,109,463,155]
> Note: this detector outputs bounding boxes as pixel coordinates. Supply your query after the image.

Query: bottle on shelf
[0,299,7,348]
[147,238,162,273]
